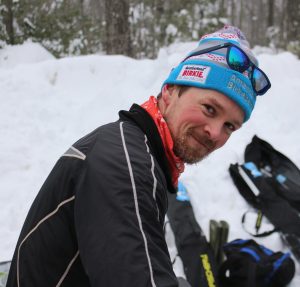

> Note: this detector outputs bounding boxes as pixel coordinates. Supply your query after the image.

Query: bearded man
[7,25,270,287]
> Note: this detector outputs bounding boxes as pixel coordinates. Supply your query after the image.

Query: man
[7,26,270,287]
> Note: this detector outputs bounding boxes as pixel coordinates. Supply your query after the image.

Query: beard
[172,127,216,164]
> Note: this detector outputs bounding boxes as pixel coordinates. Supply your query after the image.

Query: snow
[1,41,300,285]
[0,40,55,69]
[166,24,178,37]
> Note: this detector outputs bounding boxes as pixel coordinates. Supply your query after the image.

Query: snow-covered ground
[0,41,300,285]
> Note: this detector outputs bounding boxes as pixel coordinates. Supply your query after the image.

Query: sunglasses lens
[228,46,250,72]
[252,68,269,94]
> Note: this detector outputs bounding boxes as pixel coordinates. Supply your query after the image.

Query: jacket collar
[119,104,176,193]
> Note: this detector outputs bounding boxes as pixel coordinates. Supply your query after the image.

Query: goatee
[173,128,216,164]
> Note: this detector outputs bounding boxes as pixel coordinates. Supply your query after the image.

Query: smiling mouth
[191,133,215,152]
[191,134,209,150]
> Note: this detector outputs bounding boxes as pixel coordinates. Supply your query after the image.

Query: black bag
[244,135,300,212]
[229,135,300,260]
[219,239,295,287]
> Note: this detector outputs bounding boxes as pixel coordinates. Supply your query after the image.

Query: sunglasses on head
[182,42,271,95]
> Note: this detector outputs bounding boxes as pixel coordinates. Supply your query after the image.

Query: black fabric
[245,135,300,211]
[119,104,176,193]
[177,277,192,287]
[167,191,219,287]
[230,164,300,237]
[229,135,300,261]
[219,239,295,287]
[7,105,179,287]
[241,211,278,238]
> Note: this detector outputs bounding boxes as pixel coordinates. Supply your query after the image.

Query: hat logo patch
[177,65,211,84]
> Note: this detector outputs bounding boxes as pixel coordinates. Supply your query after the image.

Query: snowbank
[0,41,299,285]
[0,40,55,69]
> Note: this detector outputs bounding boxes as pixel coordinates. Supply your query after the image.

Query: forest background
[1,0,299,59]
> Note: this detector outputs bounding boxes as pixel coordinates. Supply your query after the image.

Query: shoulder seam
[62,146,86,160]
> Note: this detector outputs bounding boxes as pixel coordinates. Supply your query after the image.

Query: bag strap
[232,164,280,237]
[241,210,279,238]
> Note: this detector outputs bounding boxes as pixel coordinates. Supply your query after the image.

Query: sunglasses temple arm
[181,43,228,62]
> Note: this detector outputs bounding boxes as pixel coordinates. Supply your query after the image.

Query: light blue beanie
[163,25,259,122]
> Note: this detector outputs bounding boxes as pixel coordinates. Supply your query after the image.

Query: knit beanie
[162,25,259,122]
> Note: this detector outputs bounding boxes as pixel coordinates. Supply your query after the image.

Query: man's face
[162,86,244,164]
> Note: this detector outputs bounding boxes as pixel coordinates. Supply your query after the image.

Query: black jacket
[7,104,179,287]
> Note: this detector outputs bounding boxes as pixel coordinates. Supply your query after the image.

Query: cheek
[215,133,231,150]
[179,111,206,127]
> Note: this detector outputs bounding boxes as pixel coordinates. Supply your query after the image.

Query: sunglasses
[182,42,271,95]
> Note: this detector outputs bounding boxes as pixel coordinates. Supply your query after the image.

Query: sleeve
[74,123,179,287]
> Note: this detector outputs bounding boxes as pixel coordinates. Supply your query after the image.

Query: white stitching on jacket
[17,196,75,287]
[120,122,157,287]
[144,135,159,221]
[56,250,79,287]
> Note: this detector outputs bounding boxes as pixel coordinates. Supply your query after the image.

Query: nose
[203,121,223,141]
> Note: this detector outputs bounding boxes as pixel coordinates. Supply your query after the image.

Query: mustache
[187,129,216,150]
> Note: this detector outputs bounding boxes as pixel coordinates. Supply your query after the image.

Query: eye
[224,122,236,133]
[203,104,215,115]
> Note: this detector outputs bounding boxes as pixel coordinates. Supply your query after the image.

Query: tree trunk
[258,0,266,46]
[219,0,225,18]
[267,0,274,27]
[279,0,287,48]
[104,0,132,56]
[154,0,164,54]
[239,0,243,31]
[230,0,235,25]
[3,0,14,44]
[286,0,299,43]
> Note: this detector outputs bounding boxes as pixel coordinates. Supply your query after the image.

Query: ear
[161,84,176,106]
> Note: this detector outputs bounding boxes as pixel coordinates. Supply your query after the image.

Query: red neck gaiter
[141,96,185,187]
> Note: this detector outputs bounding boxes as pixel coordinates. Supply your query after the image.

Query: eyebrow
[209,98,243,127]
